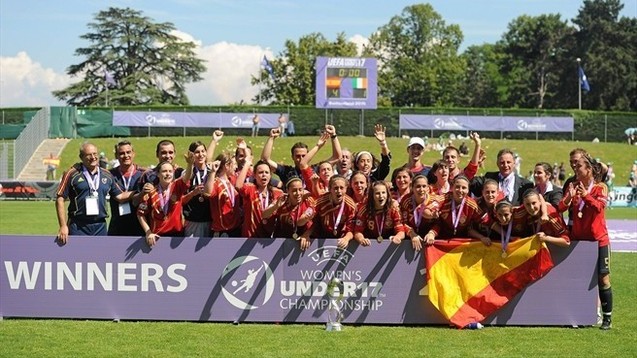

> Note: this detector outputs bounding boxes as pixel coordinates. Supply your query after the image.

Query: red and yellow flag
[426,235,554,328]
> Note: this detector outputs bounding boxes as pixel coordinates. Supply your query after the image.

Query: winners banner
[1,236,597,326]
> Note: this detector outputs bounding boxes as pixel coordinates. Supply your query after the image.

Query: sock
[600,286,613,315]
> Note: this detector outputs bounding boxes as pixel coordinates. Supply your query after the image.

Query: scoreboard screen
[315,57,377,109]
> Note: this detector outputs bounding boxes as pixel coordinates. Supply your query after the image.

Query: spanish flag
[426,235,554,328]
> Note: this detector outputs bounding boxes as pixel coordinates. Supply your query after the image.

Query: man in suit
[470,148,533,206]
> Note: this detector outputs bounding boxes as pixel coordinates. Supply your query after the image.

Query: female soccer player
[262,177,316,249]
[352,124,391,181]
[236,155,284,238]
[181,140,214,238]
[424,175,483,243]
[470,178,502,243]
[520,189,569,247]
[137,153,193,247]
[302,176,356,247]
[205,152,242,237]
[398,175,443,251]
[348,171,369,213]
[353,181,405,247]
[391,167,412,202]
[559,153,613,330]
[427,160,451,195]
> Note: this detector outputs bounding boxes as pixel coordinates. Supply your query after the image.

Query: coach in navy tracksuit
[55,143,133,244]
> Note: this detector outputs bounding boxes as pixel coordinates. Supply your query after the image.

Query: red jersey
[565,183,609,247]
[238,183,284,238]
[399,193,444,236]
[137,179,188,236]
[272,197,316,238]
[431,194,483,239]
[300,166,328,199]
[354,200,405,239]
[518,205,570,243]
[449,161,479,183]
[312,193,357,238]
[208,177,241,232]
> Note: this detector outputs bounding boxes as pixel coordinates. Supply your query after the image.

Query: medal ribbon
[82,166,100,195]
[375,211,386,238]
[194,166,207,186]
[500,220,513,252]
[220,178,235,206]
[332,200,346,234]
[451,197,466,234]
[158,183,171,215]
[577,180,594,214]
[412,196,424,227]
[293,202,303,235]
[261,190,270,210]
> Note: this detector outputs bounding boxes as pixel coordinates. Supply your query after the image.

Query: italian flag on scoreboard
[425,235,554,328]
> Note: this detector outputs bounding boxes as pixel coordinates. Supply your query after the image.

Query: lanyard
[451,197,466,234]
[293,202,303,234]
[158,184,171,215]
[82,166,100,194]
[220,178,235,206]
[120,165,134,191]
[194,166,207,186]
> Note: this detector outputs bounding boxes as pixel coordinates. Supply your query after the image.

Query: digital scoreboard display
[315,57,377,109]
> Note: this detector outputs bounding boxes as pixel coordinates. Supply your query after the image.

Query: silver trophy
[326,277,344,331]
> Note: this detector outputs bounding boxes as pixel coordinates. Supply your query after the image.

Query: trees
[498,14,575,109]
[364,4,464,107]
[573,0,637,110]
[252,32,357,105]
[52,7,206,106]
[456,44,501,108]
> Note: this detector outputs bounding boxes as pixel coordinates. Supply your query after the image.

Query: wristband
[330,134,337,139]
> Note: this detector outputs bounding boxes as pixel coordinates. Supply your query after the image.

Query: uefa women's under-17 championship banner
[0,235,597,326]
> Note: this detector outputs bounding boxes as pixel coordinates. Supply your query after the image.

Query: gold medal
[501,252,507,259]
[577,211,583,219]
[292,233,299,240]
[198,196,204,202]
[262,219,268,224]
[333,230,337,237]
[377,236,384,243]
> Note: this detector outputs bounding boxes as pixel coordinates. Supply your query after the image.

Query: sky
[1,0,635,107]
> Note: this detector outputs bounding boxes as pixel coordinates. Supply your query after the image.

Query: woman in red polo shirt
[558,153,612,330]
[137,154,193,247]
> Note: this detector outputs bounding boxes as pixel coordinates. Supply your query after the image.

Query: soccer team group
[54,124,613,329]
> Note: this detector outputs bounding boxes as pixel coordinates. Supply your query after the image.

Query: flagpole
[577,58,581,110]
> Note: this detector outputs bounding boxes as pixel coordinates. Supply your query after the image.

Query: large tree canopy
[53,7,206,106]
[364,4,464,107]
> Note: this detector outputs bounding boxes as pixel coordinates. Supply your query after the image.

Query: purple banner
[315,57,378,109]
[609,186,637,207]
[0,236,597,325]
[400,114,574,132]
[112,112,281,129]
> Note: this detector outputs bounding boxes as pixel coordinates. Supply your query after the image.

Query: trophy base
[326,322,342,331]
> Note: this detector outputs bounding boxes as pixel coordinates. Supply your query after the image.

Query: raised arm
[235,152,253,190]
[324,125,342,163]
[206,130,224,163]
[261,128,281,170]
[374,124,390,157]
[181,151,195,184]
[300,132,330,169]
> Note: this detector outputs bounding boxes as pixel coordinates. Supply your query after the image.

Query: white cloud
[186,40,272,105]
[0,52,70,107]
[349,34,369,56]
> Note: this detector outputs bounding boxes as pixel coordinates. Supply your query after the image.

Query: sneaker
[600,315,612,330]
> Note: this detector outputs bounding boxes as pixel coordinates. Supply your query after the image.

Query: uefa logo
[220,255,275,310]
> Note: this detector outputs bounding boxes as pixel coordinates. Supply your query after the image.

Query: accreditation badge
[85,196,99,216]
[118,202,132,216]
